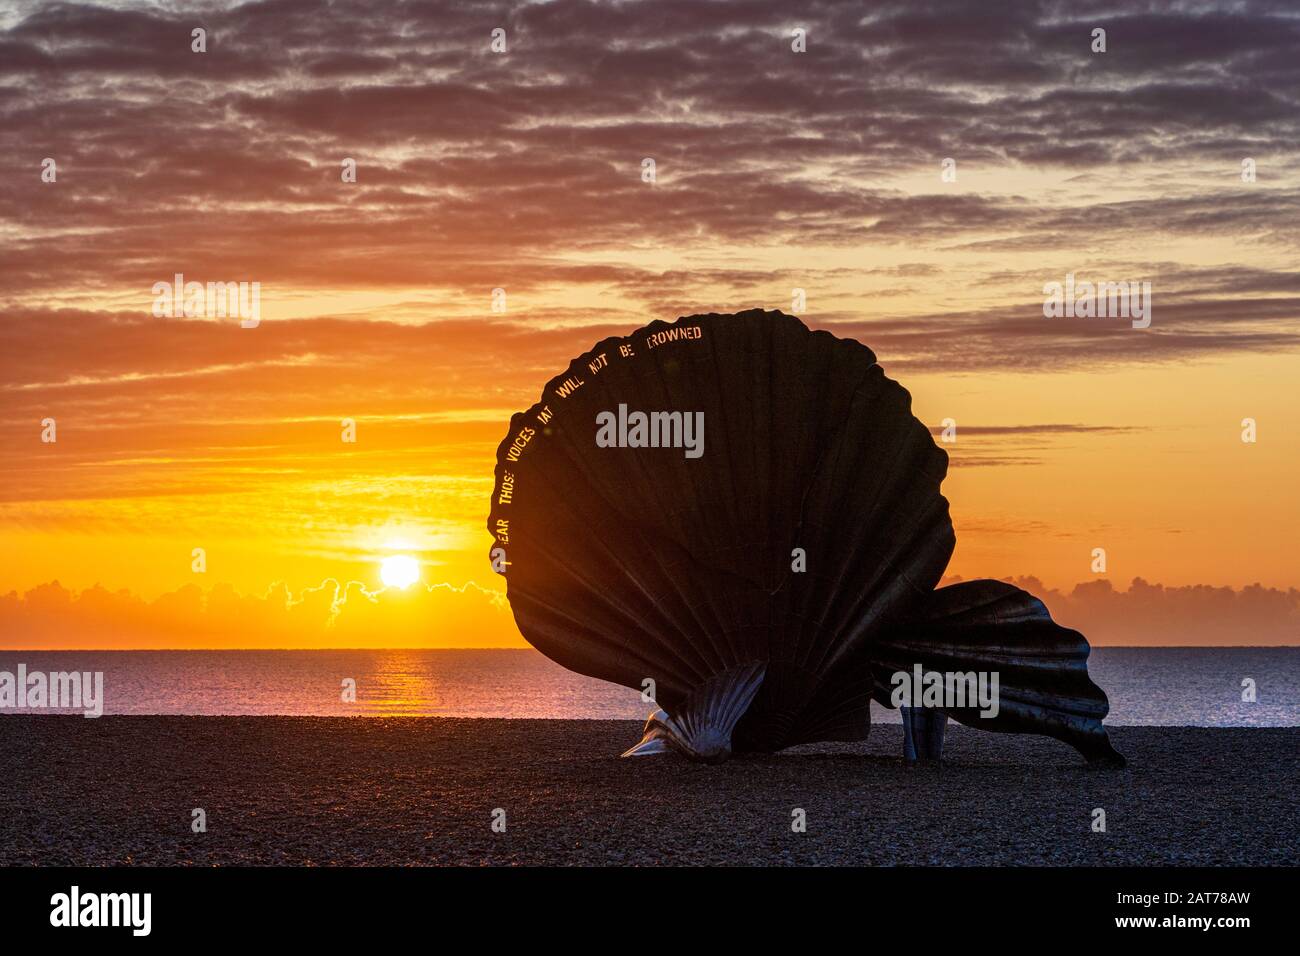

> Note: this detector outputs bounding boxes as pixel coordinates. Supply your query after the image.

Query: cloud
[1,0,1296,360]
[928,423,1139,435]
[5,574,1297,648]
[939,575,1300,646]
[0,577,520,649]
[1,0,1297,609]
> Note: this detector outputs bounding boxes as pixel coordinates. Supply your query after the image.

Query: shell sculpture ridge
[488,310,1124,766]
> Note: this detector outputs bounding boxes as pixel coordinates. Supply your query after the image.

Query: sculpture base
[621,663,766,762]
[901,706,947,762]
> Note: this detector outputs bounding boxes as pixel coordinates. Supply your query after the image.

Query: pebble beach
[1,717,1294,866]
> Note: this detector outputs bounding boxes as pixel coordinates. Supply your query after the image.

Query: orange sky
[2,0,1298,647]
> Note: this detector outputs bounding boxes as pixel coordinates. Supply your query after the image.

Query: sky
[1,0,1298,647]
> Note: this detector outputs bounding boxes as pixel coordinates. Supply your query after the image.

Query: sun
[380,554,420,589]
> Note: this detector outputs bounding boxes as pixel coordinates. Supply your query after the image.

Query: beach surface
[1,717,1294,866]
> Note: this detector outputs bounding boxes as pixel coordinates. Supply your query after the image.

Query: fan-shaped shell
[488,309,954,754]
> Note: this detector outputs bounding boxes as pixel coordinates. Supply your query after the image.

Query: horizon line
[1,645,1295,652]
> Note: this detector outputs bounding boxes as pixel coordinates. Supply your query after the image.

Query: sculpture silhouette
[488,310,1124,766]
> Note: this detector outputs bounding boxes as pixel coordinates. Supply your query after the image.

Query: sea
[0,648,1296,726]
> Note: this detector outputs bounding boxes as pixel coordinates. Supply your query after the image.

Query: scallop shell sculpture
[488,309,1124,766]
